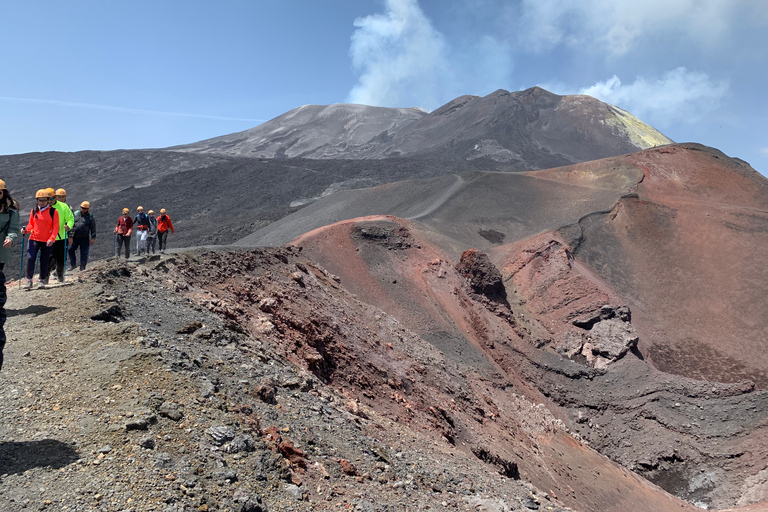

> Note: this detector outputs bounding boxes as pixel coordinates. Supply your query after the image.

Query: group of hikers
[114,205,175,259]
[0,179,176,369]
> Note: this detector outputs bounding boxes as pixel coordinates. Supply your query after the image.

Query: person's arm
[47,209,60,245]
[3,210,19,248]
[90,214,97,241]
[168,216,175,234]
[20,209,34,236]
[65,204,74,231]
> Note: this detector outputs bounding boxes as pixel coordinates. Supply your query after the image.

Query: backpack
[33,207,55,220]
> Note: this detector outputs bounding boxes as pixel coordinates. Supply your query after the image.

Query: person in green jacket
[0,179,20,370]
[48,188,74,284]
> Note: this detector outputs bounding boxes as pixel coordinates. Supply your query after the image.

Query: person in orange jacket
[20,189,59,289]
[156,208,174,254]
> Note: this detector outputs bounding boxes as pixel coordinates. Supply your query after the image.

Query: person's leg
[0,264,5,369]
[26,240,40,280]
[158,231,167,252]
[50,239,65,280]
[124,235,131,258]
[80,238,90,270]
[39,244,54,283]
[68,238,79,269]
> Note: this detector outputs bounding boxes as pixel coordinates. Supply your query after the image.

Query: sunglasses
[81,207,89,210]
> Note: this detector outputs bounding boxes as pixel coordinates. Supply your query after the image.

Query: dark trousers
[0,263,5,370]
[69,237,91,269]
[27,240,54,281]
[158,230,169,251]
[49,238,67,279]
[116,234,131,258]
[147,235,157,254]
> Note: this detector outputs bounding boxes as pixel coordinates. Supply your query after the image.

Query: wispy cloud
[516,0,753,57]
[578,68,729,126]
[759,147,768,157]
[346,0,452,109]
[346,0,514,110]
[0,96,264,123]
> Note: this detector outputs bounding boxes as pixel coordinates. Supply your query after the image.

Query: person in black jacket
[68,201,96,271]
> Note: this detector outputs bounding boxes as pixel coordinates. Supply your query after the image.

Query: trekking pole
[18,235,25,290]
[113,233,117,257]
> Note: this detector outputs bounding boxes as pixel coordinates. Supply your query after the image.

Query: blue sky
[1,0,767,176]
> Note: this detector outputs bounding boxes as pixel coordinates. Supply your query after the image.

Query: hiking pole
[18,235,25,290]
[113,233,117,257]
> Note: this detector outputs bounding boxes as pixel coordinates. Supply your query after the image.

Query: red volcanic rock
[456,248,507,303]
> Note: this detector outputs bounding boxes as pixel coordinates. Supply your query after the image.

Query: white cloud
[346,0,515,110]
[346,0,452,109]
[579,68,729,126]
[518,0,753,56]
[760,147,768,157]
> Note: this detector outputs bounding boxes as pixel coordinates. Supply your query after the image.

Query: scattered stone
[284,484,303,501]
[158,401,184,421]
[224,435,256,454]
[176,321,203,334]
[255,377,277,404]
[139,436,156,449]
[206,426,236,446]
[91,305,123,323]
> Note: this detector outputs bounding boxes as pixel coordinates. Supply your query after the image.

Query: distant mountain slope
[171,87,673,169]
[235,143,768,390]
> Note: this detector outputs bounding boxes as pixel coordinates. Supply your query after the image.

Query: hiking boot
[58,275,65,283]
[24,279,32,290]
[68,265,77,271]
[37,280,46,289]
[43,277,49,285]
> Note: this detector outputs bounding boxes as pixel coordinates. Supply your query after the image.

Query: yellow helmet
[81,201,90,208]
[46,187,55,197]
[148,210,154,215]
[36,189,51,198]
[122,208,130,214]
[160,208,166,214]
[55,188,67,196]
[137,206,144,211]
[0,179,6,190]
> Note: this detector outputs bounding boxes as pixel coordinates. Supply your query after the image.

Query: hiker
[20,189,59,289]
[134,206,150,256]
[157,208,174,254]
[0,180,20,370]
[114,208,133,259]
[68,201,96,271]
[49,188,74,283]
[146,210,158,254]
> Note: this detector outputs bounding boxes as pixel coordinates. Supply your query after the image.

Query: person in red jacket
[114,208,133,259]
[156,208,174,254]
[20,189,59,289]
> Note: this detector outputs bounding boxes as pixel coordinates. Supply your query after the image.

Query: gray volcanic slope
[235,165,641,256]
[172,87,673,169]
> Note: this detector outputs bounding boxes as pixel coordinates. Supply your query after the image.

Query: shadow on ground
[0,439,79,475]
[6,305,57,317]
